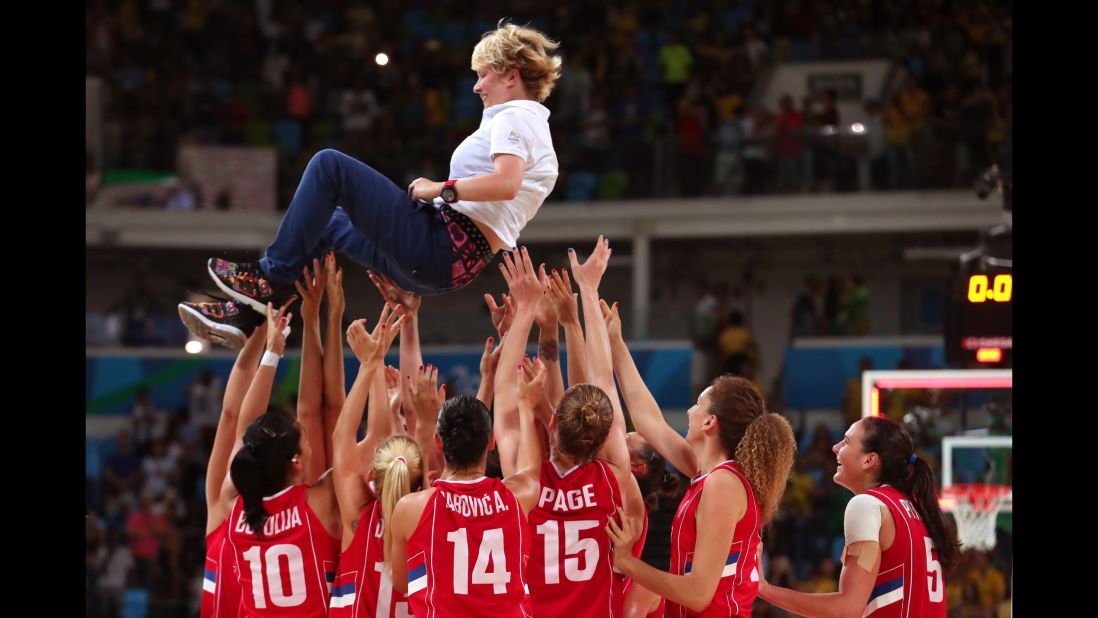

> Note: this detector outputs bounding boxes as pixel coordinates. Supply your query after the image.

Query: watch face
[442,187,457,202]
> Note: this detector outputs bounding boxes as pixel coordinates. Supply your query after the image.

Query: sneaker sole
[178,303,247,350]
[208,262,269,315]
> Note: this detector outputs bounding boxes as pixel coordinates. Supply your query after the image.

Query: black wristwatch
[441,179,459,204]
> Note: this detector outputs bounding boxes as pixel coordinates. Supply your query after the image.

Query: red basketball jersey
[861,485,947,618]
[406,476,529,618]
[668,460,760,618]
[202,520,241,618]
[227,485,340,618]
[527,458,623,618]
[330,494,412,618]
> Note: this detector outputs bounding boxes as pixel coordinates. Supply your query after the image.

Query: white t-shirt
[445,99,558,248]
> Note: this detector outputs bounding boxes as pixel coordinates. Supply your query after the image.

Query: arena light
[375,53,389,66]
[185,339,205,354]
[850,122,865,134]
[873,377,1011,390]
[976,347,1003,363]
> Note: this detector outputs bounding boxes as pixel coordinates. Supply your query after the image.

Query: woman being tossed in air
[180,21,562,346]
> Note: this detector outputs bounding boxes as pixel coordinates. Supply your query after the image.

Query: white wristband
[261,350,281,368]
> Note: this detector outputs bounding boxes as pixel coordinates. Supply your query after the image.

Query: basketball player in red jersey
[202,321,267,618]
[756,416,958,617]
[495,239,643,618]
[330,305,428,618]
[387,249,545,618]
[223,302,402,617]
[603,300,797,618]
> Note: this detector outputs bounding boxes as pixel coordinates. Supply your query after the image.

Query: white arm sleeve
[843,493,886,545]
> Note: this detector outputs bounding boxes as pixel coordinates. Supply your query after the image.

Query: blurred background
[85,1,1013,616]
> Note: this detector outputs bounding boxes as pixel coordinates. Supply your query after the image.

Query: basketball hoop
[939,483,1012,551]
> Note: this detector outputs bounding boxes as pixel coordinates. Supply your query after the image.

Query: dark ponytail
[860,416,961,569]
[631,438,683,511]
[436,395,493,468]
[229,410,301,535]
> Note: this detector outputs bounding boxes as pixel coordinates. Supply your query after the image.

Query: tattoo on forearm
[539,339,560,362]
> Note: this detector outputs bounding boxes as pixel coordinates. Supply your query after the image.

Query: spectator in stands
[841,357,874,426]
[95,529,134,618]
[863,99,889,190]
[811,89,841,192]
[844,275,870,335]
[711,105,745,196]
[141,437,181,500]
[790,275,824,338]
[774,94,805,192]
[185,369,223,444]
[968,551,1006,610]
[741,106,774,194]
[690,281,720,397]
[824,275,847,334]
[884,96,916,188]
[676,92,710,197]
[127,491,169,588]
[132,387,169,455]
[163,181,198,212]
[956,579,993,618]
[717,309,757,376]
[104,430,142,499]
[116,273,165,347]
[659,31,693,113]
[960,80,997,180]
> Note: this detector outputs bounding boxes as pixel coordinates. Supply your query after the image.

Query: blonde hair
[554,384,613,463]
[471,21,562,103]
[373,435,424,567]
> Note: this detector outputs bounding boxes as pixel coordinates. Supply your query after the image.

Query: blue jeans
[260,149,454,295]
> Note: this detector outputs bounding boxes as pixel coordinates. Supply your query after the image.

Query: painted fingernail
[568,248,574,253]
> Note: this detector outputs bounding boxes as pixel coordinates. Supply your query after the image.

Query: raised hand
[408,363,447,424]
[368,270,422,315]
[293,257,327,323]
[324,252,345,319]
[548,267,580,326]
[517,357,548,410]
[534,264,558,328]
[265,298,295,356]
[567,235,612,292]
[345,304,404,368]
[499,247,544,312]
[484,293,515,338]
[600,299,622,341]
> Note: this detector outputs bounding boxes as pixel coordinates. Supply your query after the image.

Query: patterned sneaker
[207,258,285,314]
[178,300,263,350]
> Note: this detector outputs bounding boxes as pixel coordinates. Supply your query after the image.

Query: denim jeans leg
[260,149,451,290]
